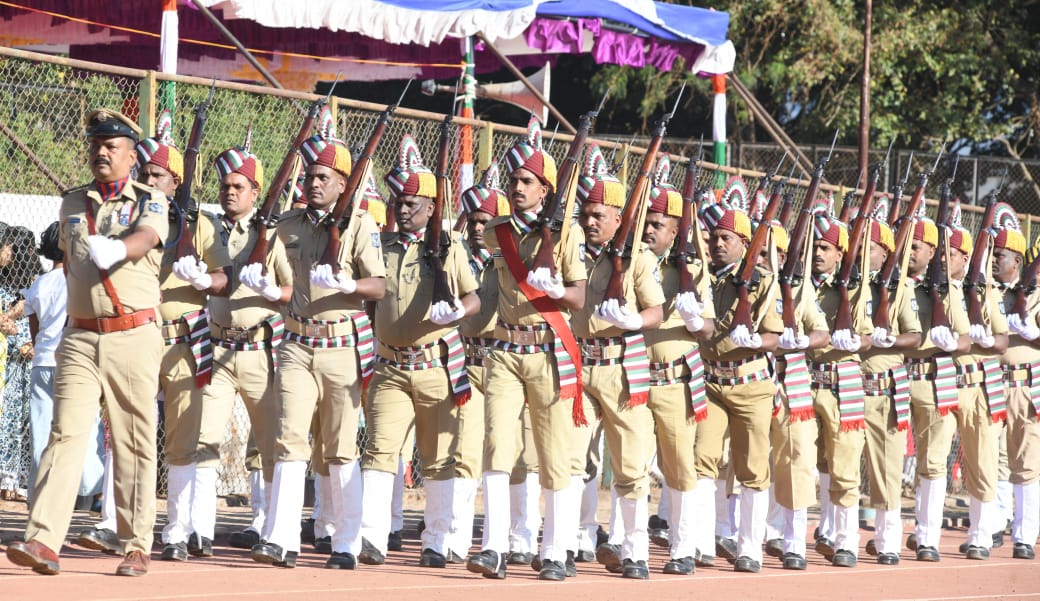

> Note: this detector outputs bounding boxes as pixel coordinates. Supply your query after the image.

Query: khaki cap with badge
[85,108,142,141]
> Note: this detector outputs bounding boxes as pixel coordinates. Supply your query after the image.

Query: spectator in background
[0,225,44,499]
[24,222,105,508]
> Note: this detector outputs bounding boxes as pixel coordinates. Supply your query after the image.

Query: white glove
[871,328,896,349]
[239,263,283,302]
[929,325,959,352]
[969,323,996,349]
[310,264,357,295]
[674,291,705,332]
[526,267,565,300]
[172,256,212,291]
[596,298,643,331]
[831,328,862,352]
[1012,317,1040,342]
[1008,313,1024,332]
[729,324,763,349]
[779,327,809,350]
[87,235,127,270]
[429,299,466,325]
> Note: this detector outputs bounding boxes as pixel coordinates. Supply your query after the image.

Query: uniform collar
[93,177,131,202]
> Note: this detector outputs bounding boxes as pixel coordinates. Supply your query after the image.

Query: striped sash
[182,309,212,388]
[682,346,707,421]
[891,365,912,431]
[441,329,471,406]
[781,352,815,422]
[836,361,866,431]
[981,357,1007,423]
[1030,361,1040,416]
[621,331,651,406]
[933,356,960,416]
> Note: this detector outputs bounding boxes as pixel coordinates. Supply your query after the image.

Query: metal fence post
[139,70,157,137]
[478,122,494,172]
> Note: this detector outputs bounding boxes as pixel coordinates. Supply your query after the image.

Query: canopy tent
[0,1,733,88]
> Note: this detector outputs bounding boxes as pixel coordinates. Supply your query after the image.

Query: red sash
[495,223,586,426]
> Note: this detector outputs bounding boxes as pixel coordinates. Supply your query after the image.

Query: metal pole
[188,0,285,90]
[859,0,872,179]
[475,32,576,134]
[0,120,68,192]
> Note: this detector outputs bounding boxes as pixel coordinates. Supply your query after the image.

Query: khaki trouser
[1004,386,1040,485]
[910,379,956,479]
[584,363,654,499]
[456,365,486,480]
[863,393,905,511]
[770,389,818,510]
[159,342,203,466]
[954,385,999,500]
[484,349,586,491]
[695,379,774,490]
[509,405,539,485]
[814,386,867,507]
[274,340,362,464]
[196,345,278,482]
[27,325,162,554]
[647,381,698,492]
[362,362,458,481]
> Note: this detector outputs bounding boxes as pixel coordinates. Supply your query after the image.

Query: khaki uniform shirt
[700,265,784,362]
[1002,283,1040,365]
[482,217,586,338]
[159,212,231,321]
[861,279,922,373]
[953,280,1009,366]
[375,232,480,347]
[460,256,499,339]
[208,213,293,329]
[809,275,874,364]
[277,209,386,320]
[904,278,971,361]
[60,181,170,319]
[642,255,715,363]
[571,248,665,339]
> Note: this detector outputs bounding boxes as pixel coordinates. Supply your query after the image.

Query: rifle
[318,80,411,273]
[779,190,814,330]
[776,161,800,224]
[735,131,838,330]
[604,84,684,303]
[247,79,339,273]
[173,82,215,261]
[965,166,1007,328]
[426,109,456,308]
[1014,237,1040,321]
[888,151,914,223]
[531,91,609,276]
[832,141,893,332]
[673,139,705,297]
[750,152,788,218]
[872,146,945,331]
[838,168,865,224]
[926,155,958,329]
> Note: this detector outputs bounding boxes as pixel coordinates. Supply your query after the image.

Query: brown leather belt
[71,308,158,334]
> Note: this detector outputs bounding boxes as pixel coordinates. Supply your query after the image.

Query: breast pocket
[66,221,90,262]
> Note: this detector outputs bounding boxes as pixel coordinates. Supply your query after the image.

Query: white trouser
[657,483,672,523]
[359,469,395,555]
[577,475,599,552]
[607,488,623,545]
[693,478,716,558]
[264,461,308,553]
[508,472,540,553]
[765,484,784,541]
[914,477,946,549]
[481,471,511,553]
[391,457,406,532]
[967,495,997,548]
[668,486,697,559]
[818,472,834,541]
[782,508,808,557]
[737,487,767,563]
[96,449,117,531]
[834,504,860,556]
[1013,481,1040,546]
[191,465,219,540]
[619,494,649,562]
[163,464,196,544]
[449,478,478,557]
[716,479,737,539]
[540,476,581,563]
[873,508,902,555]
[248,471,269,534]
[421,478,452,555]
[327,461,363,555]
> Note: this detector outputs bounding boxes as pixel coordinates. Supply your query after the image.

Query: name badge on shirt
[776,298,783,314]
[578,242,586,261]
[372,233,381,248]
[910,298,919,312]
[865,300,873,314]
[118,203,133,226]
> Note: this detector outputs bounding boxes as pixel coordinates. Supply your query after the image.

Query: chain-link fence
[3,45,1025,502]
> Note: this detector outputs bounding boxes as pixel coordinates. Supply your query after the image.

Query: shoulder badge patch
[147,202,164,215]
[910,298,919,312]
[776,298,783,314]
[865,300,873,315]
[371,232,381,248]
[578,242,586,261]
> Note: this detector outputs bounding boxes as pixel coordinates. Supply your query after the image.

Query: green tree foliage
[591,0,1040,155]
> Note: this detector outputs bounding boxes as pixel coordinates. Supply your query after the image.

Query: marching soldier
[859,204,922,564]
[638,157,715,575]
[807,204,873,568]
[761,219,830,570]
[466,120,588,581]
[357,135,480,567]
[902,216,971,562]
[696,199,783,573]
[192,136,293,552]
[247,134,386,569]
[6,109,168,577]
[138,112,231,562]
[992,209,1039,560]
[944,209,1007,559]
[572,145,664,579]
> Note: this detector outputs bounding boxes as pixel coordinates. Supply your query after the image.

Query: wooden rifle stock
[673,156,704,296]
[729,182,785,329]
[965,194,998,327]
[173,86,214,261]
[779,199,813,330]
[246,99,324,272]
[927,177,954,330]
[426,114,456,307]
[603,119,669,303]
[1013,254,1040,320]
[833,161,883,332]
[532,111,597,276]
[872,169,933,331]
[319,105,397,271]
